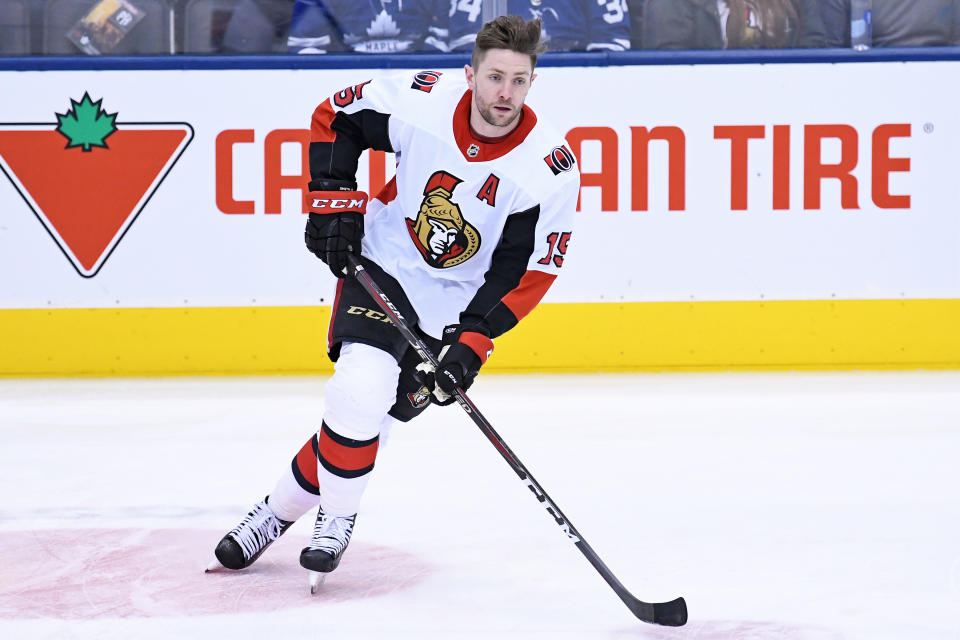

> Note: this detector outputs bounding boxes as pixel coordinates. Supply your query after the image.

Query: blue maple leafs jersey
[288,0,449,54]
[447,0,630,52]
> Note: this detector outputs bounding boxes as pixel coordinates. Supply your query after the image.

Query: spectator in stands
[448,0,631,53]
[819,0,960,47]
[642,0,827,49]
[220,0,293,53]
[181,0,292,53]
[626,0,644,48]
[286,0,447,53]
[0,0,30,55]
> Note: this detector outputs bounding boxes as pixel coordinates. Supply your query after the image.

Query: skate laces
[307,512,356,555]
[230,501,285,560]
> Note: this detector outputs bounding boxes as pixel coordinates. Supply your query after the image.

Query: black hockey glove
[418,325,493,406]
[304,179,367,278]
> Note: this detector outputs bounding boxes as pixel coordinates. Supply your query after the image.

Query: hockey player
[448,0,631,53]
[210,15,579,589]
[286,0,448,54]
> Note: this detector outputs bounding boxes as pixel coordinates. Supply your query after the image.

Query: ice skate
[207,496,292,571]
[300,510,356,593]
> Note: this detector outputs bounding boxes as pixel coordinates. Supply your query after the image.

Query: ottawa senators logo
[406,170,481,269]
[544,145,576,175]
[407,386,431,409]
[411,70,443,93]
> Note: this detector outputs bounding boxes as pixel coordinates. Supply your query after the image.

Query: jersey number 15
[537,231,572,268]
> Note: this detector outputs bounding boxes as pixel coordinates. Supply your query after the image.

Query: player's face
[466,49,536,137]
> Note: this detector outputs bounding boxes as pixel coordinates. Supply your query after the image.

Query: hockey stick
[345,255,687,627]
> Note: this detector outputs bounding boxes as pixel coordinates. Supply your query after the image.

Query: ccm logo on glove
[305,191,368,214]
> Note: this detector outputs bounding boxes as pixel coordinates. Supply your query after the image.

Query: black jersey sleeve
[458,205,544,339]
[308,79,394,189]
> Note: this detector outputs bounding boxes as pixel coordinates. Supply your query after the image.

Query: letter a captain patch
[476,173,499,207]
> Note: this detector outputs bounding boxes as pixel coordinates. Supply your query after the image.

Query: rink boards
[1,58,959,374]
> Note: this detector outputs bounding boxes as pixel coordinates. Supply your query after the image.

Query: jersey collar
[453,90,537,162]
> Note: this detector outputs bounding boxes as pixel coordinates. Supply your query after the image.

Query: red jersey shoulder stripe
[501,269,557,322]
[311,99,337,143]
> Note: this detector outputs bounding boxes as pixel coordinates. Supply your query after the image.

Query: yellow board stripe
[1,299,959,377]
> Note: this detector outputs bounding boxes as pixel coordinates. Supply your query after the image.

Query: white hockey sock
[274,343,400,519]
[267,459,319,523]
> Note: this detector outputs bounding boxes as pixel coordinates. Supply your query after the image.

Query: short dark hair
[472,15,547,70]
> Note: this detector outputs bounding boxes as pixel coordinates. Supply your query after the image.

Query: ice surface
[1,372,958,639]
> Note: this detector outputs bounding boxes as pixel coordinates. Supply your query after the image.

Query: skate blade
[308,571,326,594]
[205,558,224,573]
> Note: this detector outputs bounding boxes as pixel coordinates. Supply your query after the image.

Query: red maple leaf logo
[0,93,193,277]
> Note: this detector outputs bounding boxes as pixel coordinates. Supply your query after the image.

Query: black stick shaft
[345,255,687,626]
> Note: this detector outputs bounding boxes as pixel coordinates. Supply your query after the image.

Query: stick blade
[629,596,687,626]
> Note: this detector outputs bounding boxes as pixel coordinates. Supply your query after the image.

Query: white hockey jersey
[308,70,579,341]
